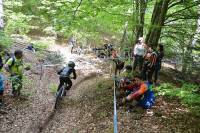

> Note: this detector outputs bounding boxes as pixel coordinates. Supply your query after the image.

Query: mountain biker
[4,50,23,96]
[57,61,77,95]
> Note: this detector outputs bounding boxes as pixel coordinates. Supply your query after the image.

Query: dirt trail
[39,73,100,133]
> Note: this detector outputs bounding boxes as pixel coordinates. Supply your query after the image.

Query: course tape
[113,75,118,133]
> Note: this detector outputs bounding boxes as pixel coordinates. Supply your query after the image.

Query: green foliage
[0,31,13,48]
[156,83,200,116]
[4,12,31,35]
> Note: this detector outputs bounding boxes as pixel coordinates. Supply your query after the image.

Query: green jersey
[6,58,23,76]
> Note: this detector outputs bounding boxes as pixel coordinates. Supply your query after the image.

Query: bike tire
[54,86,64,109]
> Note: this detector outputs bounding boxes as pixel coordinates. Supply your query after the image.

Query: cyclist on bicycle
[57,61,77,95]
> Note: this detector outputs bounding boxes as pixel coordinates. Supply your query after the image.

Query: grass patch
[49,83,57,93]
[155,82,200,116]
[32,40,49,50]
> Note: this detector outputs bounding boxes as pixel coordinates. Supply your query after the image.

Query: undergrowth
[155,82,200,116]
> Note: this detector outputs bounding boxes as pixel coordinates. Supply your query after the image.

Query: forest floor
[0,38,200,133]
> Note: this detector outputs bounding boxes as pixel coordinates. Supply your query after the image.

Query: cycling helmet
[68,61,75,68]
[125,65,132,71]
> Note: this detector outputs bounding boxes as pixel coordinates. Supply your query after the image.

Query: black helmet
[125,65,132,71]
[68,61,75,68]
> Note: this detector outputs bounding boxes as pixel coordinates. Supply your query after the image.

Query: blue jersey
[137,82,155,109]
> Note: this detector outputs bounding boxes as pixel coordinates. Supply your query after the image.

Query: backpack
[137,82,155,109]
[5,53,15,70]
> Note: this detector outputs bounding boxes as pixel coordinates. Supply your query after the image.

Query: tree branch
[73,0,83,20]
[165,16,198,24]
[166,2,200,19]
[168,0,182,9]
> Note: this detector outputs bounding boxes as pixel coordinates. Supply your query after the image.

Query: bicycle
[54,77,73,109]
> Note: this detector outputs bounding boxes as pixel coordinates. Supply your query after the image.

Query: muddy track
[32,72,99,133]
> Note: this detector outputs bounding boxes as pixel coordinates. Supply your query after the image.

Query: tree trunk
[145,0,171,49]
[135,0,147,42]
[0,0,3,29]
[132,0,147,45]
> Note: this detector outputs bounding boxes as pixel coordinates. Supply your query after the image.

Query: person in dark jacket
[154,44,164,85]
[57,61,77,95]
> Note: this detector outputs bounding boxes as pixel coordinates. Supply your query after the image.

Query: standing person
[142,47,157,83]
[154,44,164,85]
[4,50,23,96]
[111,49,124,75]
[133,37,146,72]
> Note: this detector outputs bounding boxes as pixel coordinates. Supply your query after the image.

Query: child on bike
[4,50,23,96]
[57,61,77,95]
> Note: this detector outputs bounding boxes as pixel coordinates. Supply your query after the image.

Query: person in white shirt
[133,37,146,72]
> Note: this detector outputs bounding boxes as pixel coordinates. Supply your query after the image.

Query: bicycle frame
[54,83,68,109]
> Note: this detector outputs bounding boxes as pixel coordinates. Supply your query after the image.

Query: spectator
[154,44,164,85]
[133,37,146,72]
[142,46,157,83]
